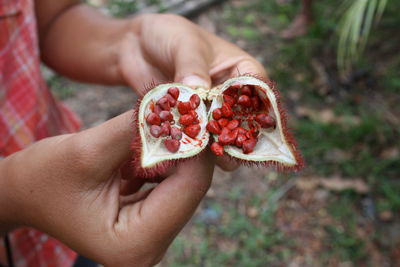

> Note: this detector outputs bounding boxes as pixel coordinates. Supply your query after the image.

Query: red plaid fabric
[1,0,80,266]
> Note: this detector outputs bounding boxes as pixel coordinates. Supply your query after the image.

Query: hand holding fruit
[0,112,214,266]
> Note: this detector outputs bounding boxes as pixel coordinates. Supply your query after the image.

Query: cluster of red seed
[145,87,202,153]
[207,84,276,156]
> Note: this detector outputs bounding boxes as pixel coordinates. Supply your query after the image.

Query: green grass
[166,189,291,266]
[377,180,400,212]
[326,194,367,262]
[295,112,400,179]
[105,0,138,17]
[324,225,366,262]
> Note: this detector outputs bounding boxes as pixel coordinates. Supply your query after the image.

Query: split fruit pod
[132,75,304,178]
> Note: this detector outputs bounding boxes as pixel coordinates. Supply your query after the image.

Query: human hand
[118,13,267,95]
[118,14,266,170]
[0,111,214,266]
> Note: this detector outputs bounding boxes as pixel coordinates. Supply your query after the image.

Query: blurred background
[45,0,400,266]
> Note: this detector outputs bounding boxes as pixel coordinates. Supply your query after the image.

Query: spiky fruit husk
[132,75,304,179]
[132,83,209,179]
[207,75,304,171]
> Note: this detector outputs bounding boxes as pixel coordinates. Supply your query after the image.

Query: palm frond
[337,0,388,74]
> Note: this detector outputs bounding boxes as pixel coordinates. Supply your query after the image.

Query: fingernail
[181,75,209,89]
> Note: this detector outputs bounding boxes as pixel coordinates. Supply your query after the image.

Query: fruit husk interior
[210,75,304,171]
[131,83,209,179]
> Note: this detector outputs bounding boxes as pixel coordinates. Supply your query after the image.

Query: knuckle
[157,13,188,25]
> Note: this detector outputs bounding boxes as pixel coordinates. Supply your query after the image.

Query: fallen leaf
[296,176,370,194]
[320,177,369,194]
[318,109,335,123]
[379,210,393,221]
[247,206,259,218]
[380,147,399,160]
[296,177,319,191]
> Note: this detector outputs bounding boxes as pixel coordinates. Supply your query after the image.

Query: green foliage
[295,111,400,179]
[337,0,388,73]
[377,181,400,211]
[325,225,366,261]
[326,194,367,262]
[48,74,76,100]
[226,25,260,41]
[106,0,137,17]
[166,191,290,266]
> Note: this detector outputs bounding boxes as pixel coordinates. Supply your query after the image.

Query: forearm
[0,157,21,234]
[39,4,140,85]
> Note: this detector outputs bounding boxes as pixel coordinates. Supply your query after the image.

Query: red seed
[161,122,171,136]
[218,118,229,128]
[247,120,255,129]
[230,83,242,89]
[237,95,251,107]
[232,127,239,137]
[223,86,239,96]
[153,104,162,115]
[235,134,247,147]
[184,124,201,138]
[236,127,247,135]
[221,103,233,118]
[190,94,201,109]
[230,127,238,140]
[189,110,198,118]
[179,114,195,126]
[170,127,183,140]
[212,108,223,120]
[255,114,276,128]
[168,87,180,100]
[206,120,221,134]
[149,125,162,138]
[146,112,161,125]
[227,119,240,130]
[165,94,177,107]
[164,139,180,153]
[248,127,259,138]
[263,98,272,111]
[177,101,192,115]
[220,127,230,136]
[211,142,224,156]
[242,138,257,154]
[159,110,173,122]
[218,130,237,146]
[223,95,236,106]
[245,131,253,139]
[241,85,253,96]
[251,96,261,111]
[218,133,231,146]
[157,97,171,111]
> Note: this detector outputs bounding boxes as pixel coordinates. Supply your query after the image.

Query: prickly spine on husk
[131,75,304,179]
[230,74,304,171]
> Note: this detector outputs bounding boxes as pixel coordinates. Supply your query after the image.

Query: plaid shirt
[1,0,80,266]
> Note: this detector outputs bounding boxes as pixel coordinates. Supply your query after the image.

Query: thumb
[172,34,213,89]
[74,111,134,173]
